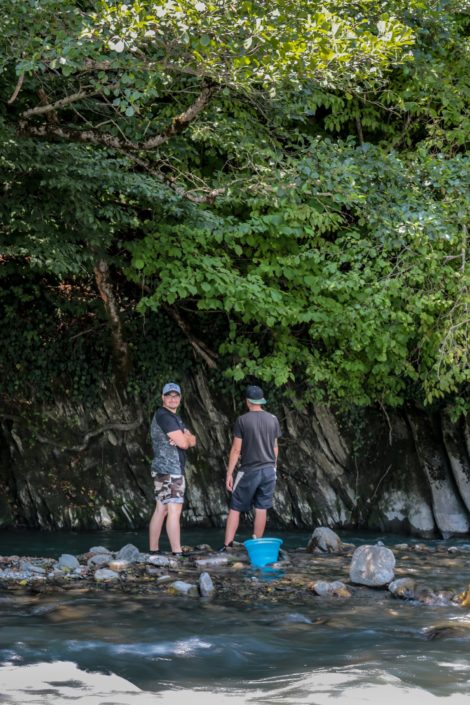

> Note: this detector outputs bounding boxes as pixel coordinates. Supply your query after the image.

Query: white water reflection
[0,662,469,705]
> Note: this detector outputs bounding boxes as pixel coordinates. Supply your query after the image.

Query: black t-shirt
[233,410,281,472]
[150,407,187,476]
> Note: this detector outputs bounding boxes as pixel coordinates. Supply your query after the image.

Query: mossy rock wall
[1,369,470,538]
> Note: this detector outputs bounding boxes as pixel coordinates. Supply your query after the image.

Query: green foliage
[0,1,468,414]
[0,268,192,406]
[128,140,469,407]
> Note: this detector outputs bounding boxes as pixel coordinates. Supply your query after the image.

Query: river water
[1,528,470,704]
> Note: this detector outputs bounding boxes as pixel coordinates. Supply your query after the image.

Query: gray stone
[389,578,417,599]
[115,544,140,562]
[199,572,215,597]
[307,527,343,553]
[310,580,351,597]
[0,569,37,580]
[87,554,111,567]
[170,580,198,596]
[94,568,120,581]
[88,546,112,555]
[195,556,228,568]
[19,561,46,574]
[147,555,177,568]
[349,544,395,587]
[57,554,80,571]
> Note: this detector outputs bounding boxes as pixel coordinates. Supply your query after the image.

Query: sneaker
[149,549,162,555]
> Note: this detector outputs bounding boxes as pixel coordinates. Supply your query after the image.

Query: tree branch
[141,84,215,149]
[36,412,144,453]
[21,90,97,119]
[7,74,25,104]
[93,259,131,384]
[163,304,219,369]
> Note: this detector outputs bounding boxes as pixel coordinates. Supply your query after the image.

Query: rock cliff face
[1,370,469,538]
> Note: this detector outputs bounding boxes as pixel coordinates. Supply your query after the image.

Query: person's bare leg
[253,508,267,538]
[224,509,241,546]
[149,501,168,551]
[166,503,183,552]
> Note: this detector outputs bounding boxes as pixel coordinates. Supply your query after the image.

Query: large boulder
[307,527,343,553]
[349,544,395,587]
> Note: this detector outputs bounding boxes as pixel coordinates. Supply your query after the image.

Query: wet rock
[413,543,435,553]
[19,561,46,575]
[57,554,80,572]
[307,527,343,553]
[416,587,455,607]
[147,555,178,569]
[349,545,395,587]
[87,554,111,567]
[156,574,173,584]
[115,544,140,562]
[107,560,131,572]
[423,622,470,640]
[0,569,42,581]
[310,580,351,597]
[389,577,416,599]
[169,580,198,596]
[94,568,120,581]
[199,572,215,597]
[195,556,229,568]
[455,584,470,606]
[88,546,112,555]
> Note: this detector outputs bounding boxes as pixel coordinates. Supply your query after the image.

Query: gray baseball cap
[162,382,181,395]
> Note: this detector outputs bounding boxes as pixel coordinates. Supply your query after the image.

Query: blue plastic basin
[243,538,283,567]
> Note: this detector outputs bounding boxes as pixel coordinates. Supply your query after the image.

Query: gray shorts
[230,466,276,512]
[153,474,185,504]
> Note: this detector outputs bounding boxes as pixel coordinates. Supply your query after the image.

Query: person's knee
[167,502,183,515]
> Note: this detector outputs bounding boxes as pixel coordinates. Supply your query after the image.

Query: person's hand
[226,474,233,492]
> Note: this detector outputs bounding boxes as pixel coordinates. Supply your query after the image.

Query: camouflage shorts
[153,474,185,504]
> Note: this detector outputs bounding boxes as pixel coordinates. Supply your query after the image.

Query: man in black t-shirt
[148,382,196,555]
[220,385,281,552]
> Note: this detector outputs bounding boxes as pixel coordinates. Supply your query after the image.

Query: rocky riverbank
[2,529,470,621]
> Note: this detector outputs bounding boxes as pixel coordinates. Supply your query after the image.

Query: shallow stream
[1,528,470,704]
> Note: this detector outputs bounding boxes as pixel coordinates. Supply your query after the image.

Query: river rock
[57,554,80,571]
[388,577,416,599]
[107,560,131,572]
[115,544,140,562]
[310,580,351,597]
[87,554,111,567]
[19,561,46,574]
[94,568,120,581]
[349,545,395,586]
[195,556,229,568]
[307,527,343,553]
[199,572,215,597]
[147,555,178,569]
[170,580,198,596]
[88,546,112,555]
[0,569,40,581]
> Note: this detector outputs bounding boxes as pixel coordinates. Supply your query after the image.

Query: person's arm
[167,428,196,449]
[226,436,242,492]
[274,438,278,467]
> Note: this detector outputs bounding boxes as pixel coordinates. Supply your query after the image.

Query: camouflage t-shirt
[150,407,187,477]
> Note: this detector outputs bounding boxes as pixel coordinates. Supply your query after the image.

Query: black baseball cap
[245,385,267,404]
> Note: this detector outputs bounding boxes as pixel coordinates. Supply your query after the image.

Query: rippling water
[1,528,470,704]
